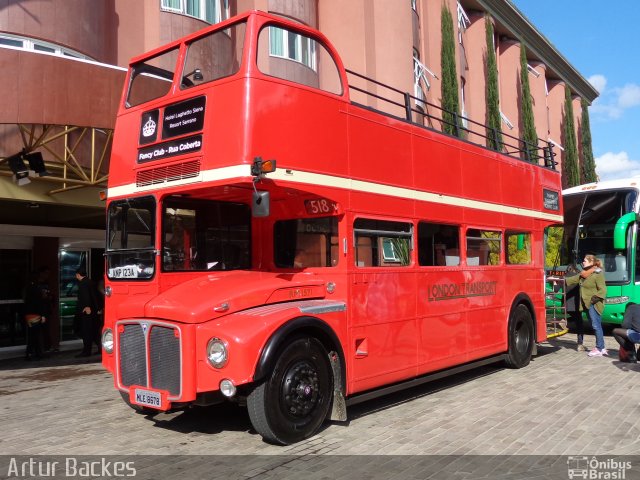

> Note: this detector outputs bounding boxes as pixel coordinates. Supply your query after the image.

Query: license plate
[133,388,162,408]
[110,265,138,278]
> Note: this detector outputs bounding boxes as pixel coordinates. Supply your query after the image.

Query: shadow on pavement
[0,349,103,372]
[147,402,254,436]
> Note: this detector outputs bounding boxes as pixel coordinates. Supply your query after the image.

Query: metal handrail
[345,69,557,170]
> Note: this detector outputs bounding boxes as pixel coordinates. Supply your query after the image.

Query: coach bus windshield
[106,196,156,280]
[549,189,637,284]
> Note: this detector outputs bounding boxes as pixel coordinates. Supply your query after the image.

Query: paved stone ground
[1,332,639,479]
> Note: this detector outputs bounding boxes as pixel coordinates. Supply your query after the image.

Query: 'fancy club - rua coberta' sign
[137,96,206,162]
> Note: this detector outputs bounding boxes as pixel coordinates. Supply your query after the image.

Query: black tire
[247,337,333,445]
[504,304,534,369]
[119,391,157,415]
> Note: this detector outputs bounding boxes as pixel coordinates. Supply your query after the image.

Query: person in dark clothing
[24,270,48,360]
[75,268,99,357]
[613,303,640,363]
[565,263,586,351]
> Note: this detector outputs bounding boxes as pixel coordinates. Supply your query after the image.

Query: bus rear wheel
[247,337,333,445]
[504,304,534,369]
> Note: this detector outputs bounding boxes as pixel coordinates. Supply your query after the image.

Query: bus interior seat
[445,248,460,266]
[294,234,327,267]
[356,236,373,267]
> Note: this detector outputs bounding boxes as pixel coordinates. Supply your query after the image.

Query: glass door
[59,249,88,341]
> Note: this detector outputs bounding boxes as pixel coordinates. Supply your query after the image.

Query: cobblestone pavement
[1,332,639,478]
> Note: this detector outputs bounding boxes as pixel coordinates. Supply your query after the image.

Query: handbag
[25,314,42,326]
[619,346,630,362]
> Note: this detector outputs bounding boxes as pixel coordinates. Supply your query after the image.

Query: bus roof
[563,178,640,195]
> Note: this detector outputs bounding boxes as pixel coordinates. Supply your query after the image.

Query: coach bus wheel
[504,304,534,369]
[247,337,333,445]
[119,391,158,415]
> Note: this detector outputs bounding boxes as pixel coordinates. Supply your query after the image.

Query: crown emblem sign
[142,118,156,137]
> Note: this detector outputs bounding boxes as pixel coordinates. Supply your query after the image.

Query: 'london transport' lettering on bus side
[428,281,498,301]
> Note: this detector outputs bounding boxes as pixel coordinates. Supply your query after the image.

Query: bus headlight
[102,329,114,354]
[605,296,629,305]
[206,338,228,368]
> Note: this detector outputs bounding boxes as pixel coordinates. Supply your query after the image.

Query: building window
[161,0,229,24]
[457,1,470,44]
[269,26,317,71]
[460,76,468,128]
[0,33,92,59]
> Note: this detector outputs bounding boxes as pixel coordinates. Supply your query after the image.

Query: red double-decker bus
[101,11,563,445]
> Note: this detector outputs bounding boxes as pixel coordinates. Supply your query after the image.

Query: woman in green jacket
[566,254,608,357]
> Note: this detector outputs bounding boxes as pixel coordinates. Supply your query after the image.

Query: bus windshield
[548,189,638,283]
[162,197,251,272]
[106,196,156,280]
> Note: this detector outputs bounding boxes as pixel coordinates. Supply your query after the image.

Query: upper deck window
[269,27,316,71]
[161,0,229,24]
[257,25,342,96]
[127,48,179,108]
[181,21,246,89]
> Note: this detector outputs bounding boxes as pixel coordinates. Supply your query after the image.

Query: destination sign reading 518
[304,198,339,215]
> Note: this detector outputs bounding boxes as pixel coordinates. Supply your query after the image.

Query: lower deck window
[274,217,339,268]
[506,231,531,265]
[354,218,412,267]
[466,228,501,266]
[418,222,460,266]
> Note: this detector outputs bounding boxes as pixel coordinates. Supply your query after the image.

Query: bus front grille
[118,322,181,397]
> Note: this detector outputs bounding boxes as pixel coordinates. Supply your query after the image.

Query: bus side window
[417,222,460,266]
[355,236,373,267]
[506,232,532,265]
[257,25,343,96]
[466,228,501,266]
[353,218,412,267]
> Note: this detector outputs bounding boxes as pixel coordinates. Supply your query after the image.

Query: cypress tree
[440,5,461,137]
[485,17,502,151]
[562,86,580,188]
[519,45,538,162]
[580,98,597,183]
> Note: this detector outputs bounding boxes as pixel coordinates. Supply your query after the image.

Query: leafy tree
[562,86,580,188]
[440,5,461,137]
[520,45,538,162]
[580,98,597,183]
[545,226,564,268]
[485,17,502,150]
[507,234,531,265]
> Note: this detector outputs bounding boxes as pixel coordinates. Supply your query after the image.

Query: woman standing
[566,254,608,357]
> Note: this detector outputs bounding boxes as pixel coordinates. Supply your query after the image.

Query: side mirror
[613,212,637,250]
[252,191,270,217]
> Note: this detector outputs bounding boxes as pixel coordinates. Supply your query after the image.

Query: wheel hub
[282,362,320,417]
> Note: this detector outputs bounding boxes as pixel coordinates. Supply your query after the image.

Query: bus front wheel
[504,304,534,369]
[247,337,333,445]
